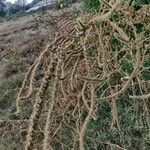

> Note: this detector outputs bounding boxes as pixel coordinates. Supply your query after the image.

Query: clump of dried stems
[14,1,150,149]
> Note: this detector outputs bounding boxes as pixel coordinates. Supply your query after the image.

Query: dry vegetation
[0,1,150,150]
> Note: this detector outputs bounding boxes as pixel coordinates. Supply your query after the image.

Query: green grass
[84,100,150,149]
[0,74,23,117]
[82,0,101,12]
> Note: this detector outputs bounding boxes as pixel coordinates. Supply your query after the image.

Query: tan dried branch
[25,51,55,150]
[43,58,60,150]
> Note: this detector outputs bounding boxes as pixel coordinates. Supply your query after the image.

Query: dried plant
[12,2,150,149]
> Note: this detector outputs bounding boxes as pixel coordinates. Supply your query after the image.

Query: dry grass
[0,12,55,78]
[0,15,34,34]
